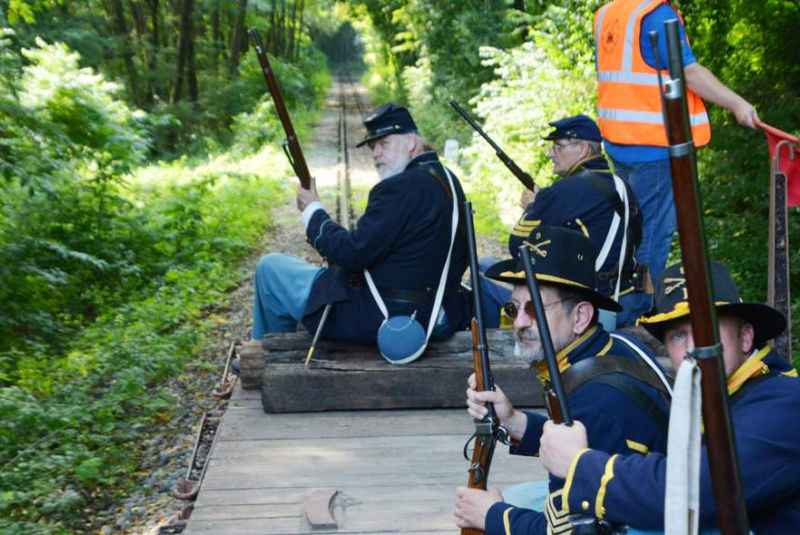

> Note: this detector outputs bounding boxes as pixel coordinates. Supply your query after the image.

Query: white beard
[377,157,411,180]
[515,327,572,367]
[514,328,544,366]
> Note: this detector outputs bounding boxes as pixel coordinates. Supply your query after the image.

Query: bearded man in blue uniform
[539,261,800,535]
[454,226,671,535]
[252,103,472,355]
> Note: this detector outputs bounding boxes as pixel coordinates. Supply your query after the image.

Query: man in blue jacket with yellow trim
[454,226,671,535]
[507,115,648,328]
[538,261,800,534]
[252,103,471,354]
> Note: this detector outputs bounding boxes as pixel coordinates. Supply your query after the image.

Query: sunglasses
[502,299,567,320]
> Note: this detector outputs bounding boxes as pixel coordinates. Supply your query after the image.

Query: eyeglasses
[502,299,567,320]
[550,141,580,152]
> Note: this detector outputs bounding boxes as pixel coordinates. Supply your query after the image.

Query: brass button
[581,500,590,511]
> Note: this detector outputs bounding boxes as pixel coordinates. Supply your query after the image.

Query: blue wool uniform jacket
[562,347,800,534]
[485,326,669,535]
[302,151,472,343]
[509,156,641,296]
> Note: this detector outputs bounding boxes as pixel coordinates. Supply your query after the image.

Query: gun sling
[558,355,671,434]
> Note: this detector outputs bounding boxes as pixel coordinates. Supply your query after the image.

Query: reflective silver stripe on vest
[622,0,656,72]
[598,108,709,125]
[597,70,659,85]
[594,3,610,45]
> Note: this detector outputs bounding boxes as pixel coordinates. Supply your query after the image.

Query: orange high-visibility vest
[594,0,711,147]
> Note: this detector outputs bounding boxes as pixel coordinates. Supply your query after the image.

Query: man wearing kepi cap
[251,103,472,362]
[454,226,671,535]
[538,261,800,534]
[505,114,649,328]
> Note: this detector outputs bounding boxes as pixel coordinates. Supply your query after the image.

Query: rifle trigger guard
[668,142,694,158]
[496,425,510,445]
[463,433,476,461]
[282,140,300,176]
[688,343,722,361]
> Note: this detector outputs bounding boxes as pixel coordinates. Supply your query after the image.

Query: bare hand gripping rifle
[450,101,537,192]
[248,28,311,189]
[658,20,749,534]
[462,201,509,535]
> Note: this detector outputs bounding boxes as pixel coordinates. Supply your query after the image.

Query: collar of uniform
[405,150,440,171]
[566,154,609,177]
[759,345,797,376]
[727,346,771,396]
[534,325,612,380]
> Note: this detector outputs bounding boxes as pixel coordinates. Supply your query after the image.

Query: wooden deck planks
[184,386,548,535]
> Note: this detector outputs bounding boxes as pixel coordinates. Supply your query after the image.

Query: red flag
[756,120,800,207]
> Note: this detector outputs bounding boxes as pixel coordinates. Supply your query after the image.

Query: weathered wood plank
[216,408,546,441]
[240,328,516,391]
[185,405,547,535]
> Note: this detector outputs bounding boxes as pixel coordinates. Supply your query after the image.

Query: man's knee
[256,253,290,282]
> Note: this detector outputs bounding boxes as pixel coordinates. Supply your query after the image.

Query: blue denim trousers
[477,256,512,329]
[611,157,676,284]
[252,253,324,339]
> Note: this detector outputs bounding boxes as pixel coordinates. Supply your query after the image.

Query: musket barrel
[519,245,572,425]
[663,19,749,534]
[464,201,493,392]
[450,101,537,191]
[248,28,311,189]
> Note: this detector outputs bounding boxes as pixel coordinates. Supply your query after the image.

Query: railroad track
[162,76,369,533]
[337,71,367,230]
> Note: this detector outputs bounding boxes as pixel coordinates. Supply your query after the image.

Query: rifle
[659,20,749,534]
[462,200,508,535]
[519,245,572,425]
[248,28,311,189]
[450,101,537,192]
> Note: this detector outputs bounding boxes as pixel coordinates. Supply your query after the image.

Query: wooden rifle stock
[462,201,507,535]
[450,101,537,191]
[519,245,572,426]
[248,28,312,189]
[661,20,749,534]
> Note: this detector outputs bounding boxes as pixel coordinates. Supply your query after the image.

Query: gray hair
[585,140,602,155]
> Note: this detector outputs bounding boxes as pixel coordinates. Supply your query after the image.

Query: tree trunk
[186,0,198,103]
[294,0,304,61]
[211,0,221,71]
[277,0,286,56]
[268,0,277,55]
[228,0,248,79]
[287,0,297,61]
[171,0,193,103]
[147,0,162,99]
[128,0,154,105]
[108,0,142,106]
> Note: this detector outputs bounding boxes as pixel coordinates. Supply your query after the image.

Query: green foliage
[0,28,319,530]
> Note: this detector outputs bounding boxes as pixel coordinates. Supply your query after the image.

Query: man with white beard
[454,226,671,535]
[250,103,472,355]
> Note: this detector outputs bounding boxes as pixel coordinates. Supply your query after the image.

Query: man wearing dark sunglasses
[455,226,671,535]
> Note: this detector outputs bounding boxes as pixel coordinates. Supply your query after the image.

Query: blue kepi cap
[357,103,419,147]
[543,114,602,142]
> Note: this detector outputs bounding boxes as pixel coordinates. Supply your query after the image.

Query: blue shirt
[603,4,698,163]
